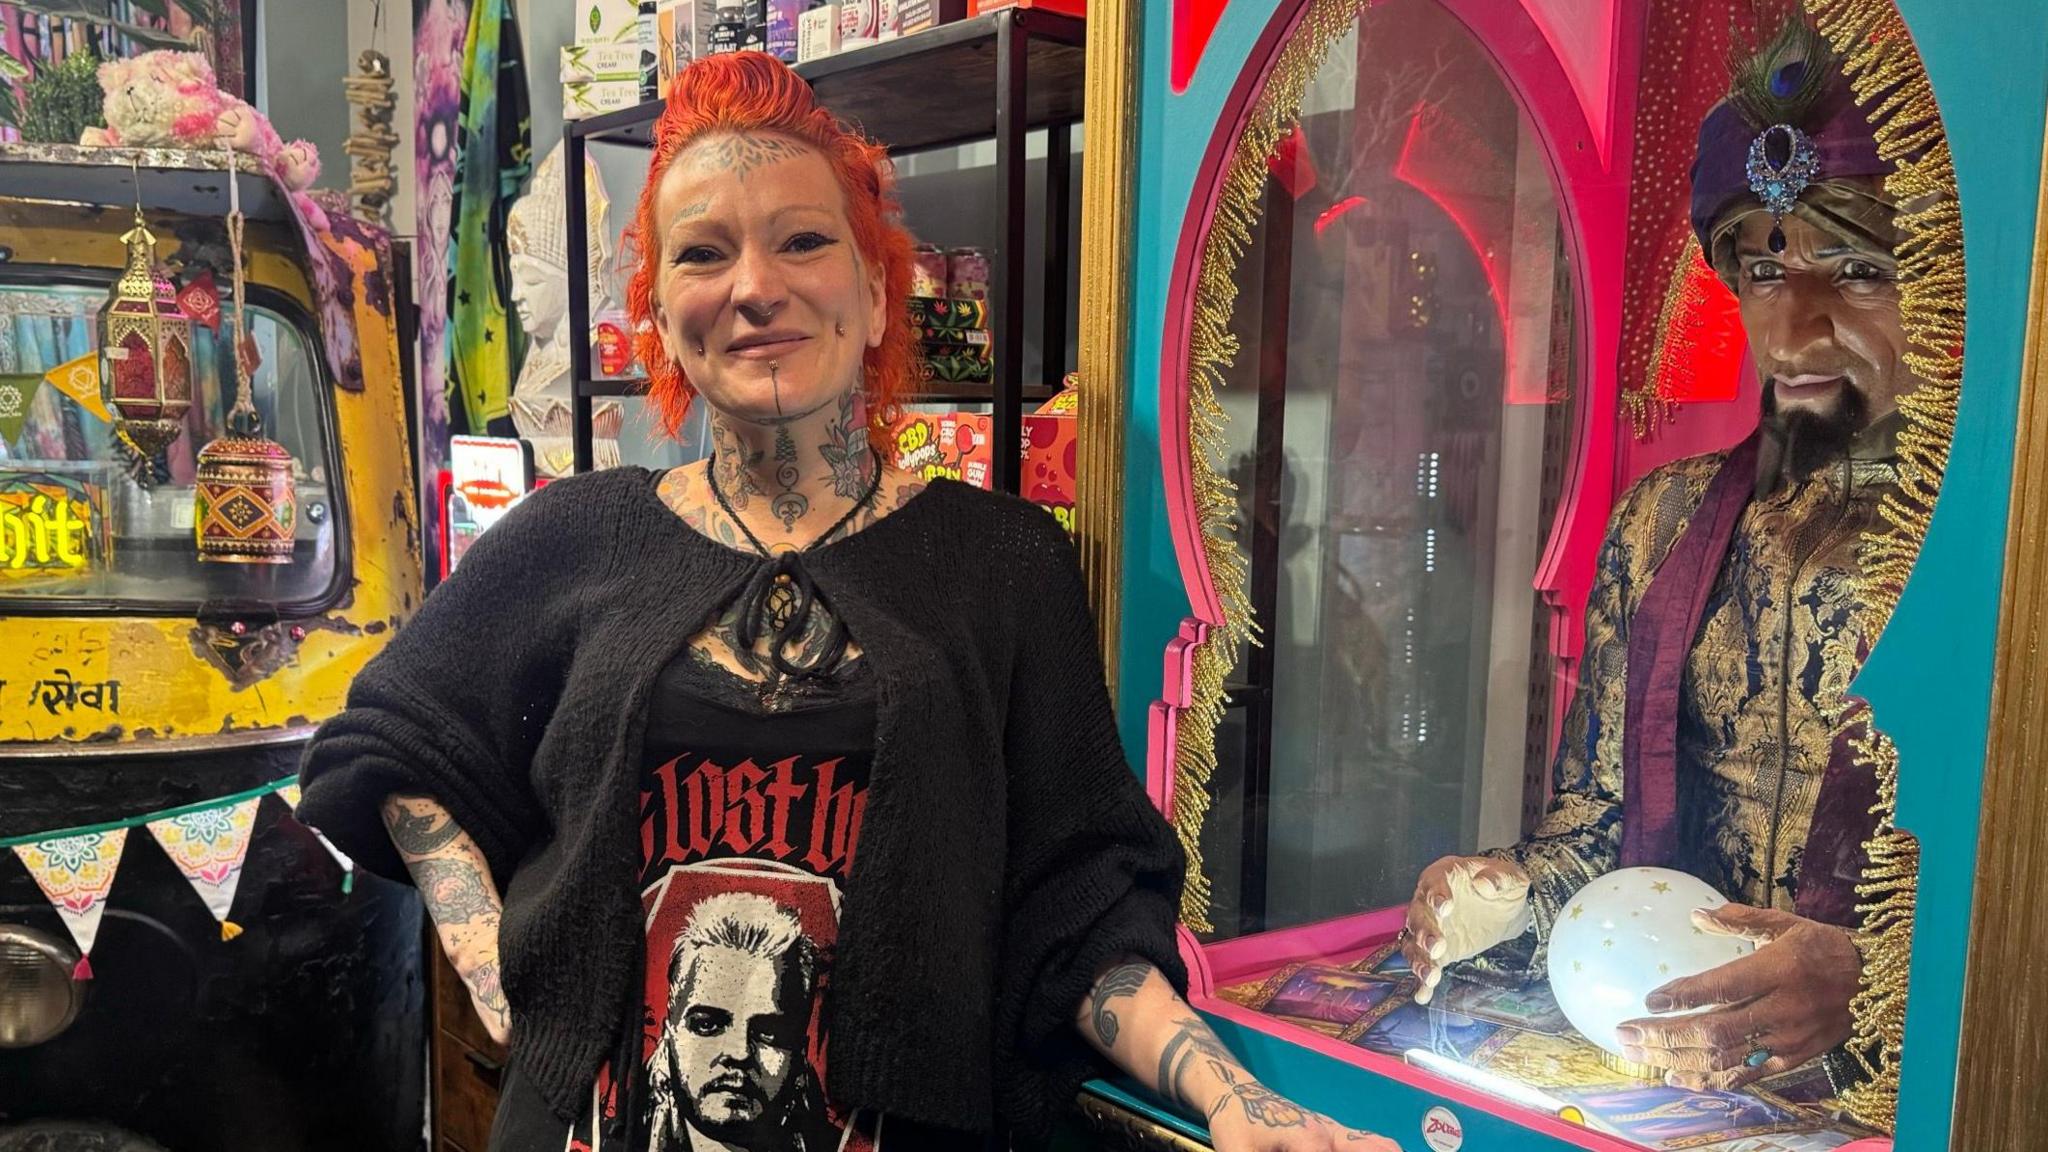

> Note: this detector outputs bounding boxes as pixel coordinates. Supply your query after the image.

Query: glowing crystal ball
[1547,867,1755,1059]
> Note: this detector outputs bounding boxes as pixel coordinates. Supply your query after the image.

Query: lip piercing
[694,341,705,356]
[835,321,846,336]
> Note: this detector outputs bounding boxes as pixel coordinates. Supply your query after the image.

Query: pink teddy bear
[79,50,321,199]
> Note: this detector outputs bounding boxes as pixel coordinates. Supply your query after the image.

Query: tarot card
[1473,1029,1642,1091]
[1752,1061,1838,1107]
[1559,1085,1818,1147]
[1678,1134,1859,1152]
[1348,998,1514,1063]
[1436,976,1575,1034]
[1351,940,1413,976]
[1263,964,1404,1026]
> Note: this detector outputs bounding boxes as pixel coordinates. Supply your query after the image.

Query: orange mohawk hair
[624,52,918,438]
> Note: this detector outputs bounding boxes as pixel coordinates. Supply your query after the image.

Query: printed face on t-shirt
[664,943,810,1142]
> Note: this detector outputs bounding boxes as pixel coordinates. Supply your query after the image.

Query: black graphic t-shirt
[563,648,886,1152]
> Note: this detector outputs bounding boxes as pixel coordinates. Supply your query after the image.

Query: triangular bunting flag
[0,373,39,445]
[43,353,114,423]
[276,784,357,893]
[146,798,261,939]
[14,829,128,979]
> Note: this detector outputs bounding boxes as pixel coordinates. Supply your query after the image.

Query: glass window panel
[1202,0,1579,941]
[0,280,342,611]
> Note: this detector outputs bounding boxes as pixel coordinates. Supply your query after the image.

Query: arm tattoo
[382,800,462,856]
[411,858,497,926]
[468,958,507,1014]
[1155,1014,1237,1116]
[1087,961,1153,1047]
[1212,1081,1310,1129]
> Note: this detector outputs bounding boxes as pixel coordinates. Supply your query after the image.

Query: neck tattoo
[771,422,807,531]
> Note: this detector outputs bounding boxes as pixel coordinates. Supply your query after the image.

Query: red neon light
[1313,195,1370,237]
[1392,110,1535,403]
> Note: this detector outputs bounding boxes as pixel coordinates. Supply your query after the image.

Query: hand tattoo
[382,798,461,855]
[1088,961,1152,1047]
[411,858,497,926]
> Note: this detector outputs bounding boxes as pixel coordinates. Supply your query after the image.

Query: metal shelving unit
[565,7,1086,492]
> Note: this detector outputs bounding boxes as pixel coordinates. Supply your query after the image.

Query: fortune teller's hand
[1612,903,1859,1091]
[1401,855,1533,1003]
[1207,1092,1402,1152]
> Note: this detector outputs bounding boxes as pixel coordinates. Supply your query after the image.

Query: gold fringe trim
[1800,0,1965,1132]
[1173,0,1365,931]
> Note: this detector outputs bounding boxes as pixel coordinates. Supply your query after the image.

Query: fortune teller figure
[1400,21,1942,1093]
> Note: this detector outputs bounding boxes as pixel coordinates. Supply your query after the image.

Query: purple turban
[1689,47,1890,257]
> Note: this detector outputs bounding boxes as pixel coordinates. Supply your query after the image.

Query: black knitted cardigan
[296,468,1187,1145]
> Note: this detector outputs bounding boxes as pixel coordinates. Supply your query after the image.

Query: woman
[299,52,1395,1152]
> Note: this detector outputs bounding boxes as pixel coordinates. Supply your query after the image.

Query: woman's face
[650,132,886,424]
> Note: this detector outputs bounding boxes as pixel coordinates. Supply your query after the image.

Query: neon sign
[0,470,105,579]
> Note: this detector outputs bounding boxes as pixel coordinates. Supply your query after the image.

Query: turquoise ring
[1744,1045,1772,1068]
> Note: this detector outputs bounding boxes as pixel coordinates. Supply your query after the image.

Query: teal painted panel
[1862,3,2047,1148]
[1115,0,2048,1148]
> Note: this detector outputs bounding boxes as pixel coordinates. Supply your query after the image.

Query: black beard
[1759,382,1869,485]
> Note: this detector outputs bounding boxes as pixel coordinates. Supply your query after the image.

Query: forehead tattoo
[686,133,811,183]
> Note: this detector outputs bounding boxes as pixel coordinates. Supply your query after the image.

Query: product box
[839,0,880,48]
[919,325,990,347]
[971,0,1082,16]
[658,0,720,91]
[886,411,995,487]
[920,347,994,384]
[563,79,643,120]
[1022,383,1077,533]
[561,42,643,82]
[766,0,804,59]
[907,294,986,332]
[797,2,841,61]
[576,0,643,43]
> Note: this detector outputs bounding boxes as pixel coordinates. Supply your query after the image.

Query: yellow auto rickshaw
[0,144,425,1152]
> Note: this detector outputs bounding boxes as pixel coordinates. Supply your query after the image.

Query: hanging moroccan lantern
[97,208,194,457]
[194,156,297,566]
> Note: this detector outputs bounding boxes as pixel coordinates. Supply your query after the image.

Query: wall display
[1101,0,2047,1148]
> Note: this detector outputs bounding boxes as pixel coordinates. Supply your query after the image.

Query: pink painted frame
[1146,0,1651,1136]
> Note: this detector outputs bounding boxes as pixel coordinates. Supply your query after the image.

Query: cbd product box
[797,2,841,61]
[561,42,643,82]
[1022,384,1077,533]
[919,347,994,384]
[885,411,995,488]
[563,79,643,120]
[577,0,643,43]
[907,294,986,333]
[657,0,718,93]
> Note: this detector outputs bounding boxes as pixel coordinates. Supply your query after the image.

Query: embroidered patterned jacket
[1474,415,1902,981]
